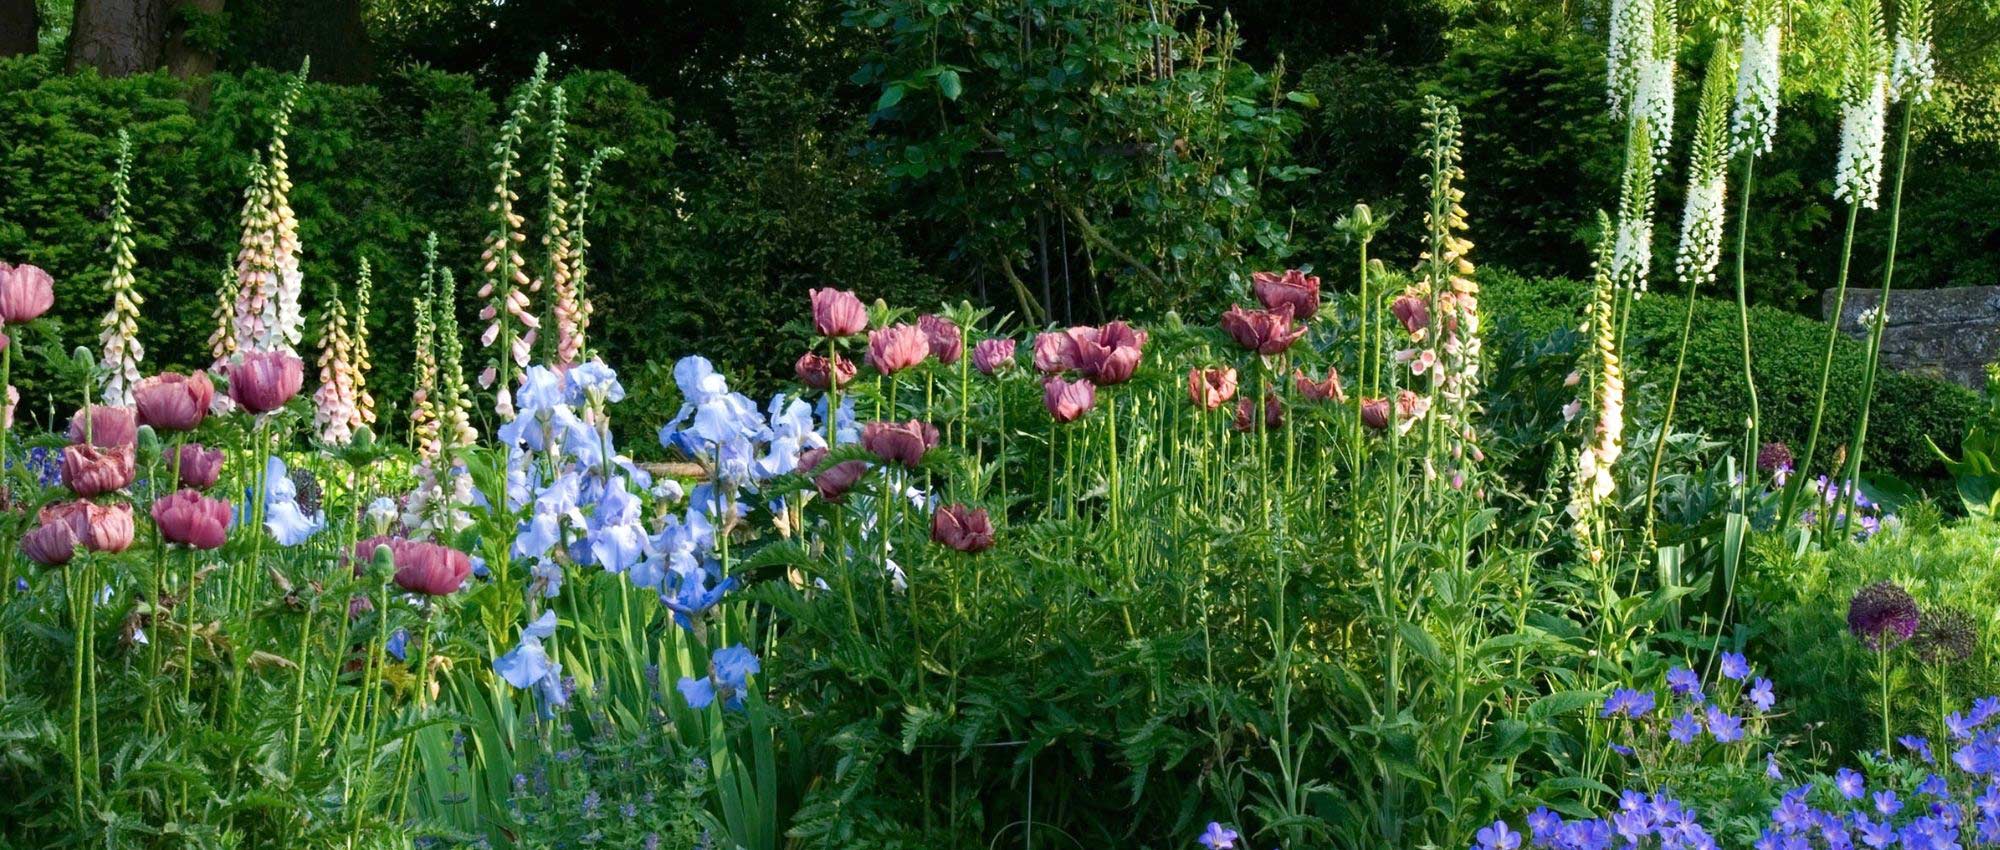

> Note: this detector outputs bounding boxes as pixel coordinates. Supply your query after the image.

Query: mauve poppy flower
[228,350,305,414]
[133,372,214,432]
[151,489,231,549]
[1187,367,1238,411]
[1221,304,1307,355]
[972,338,1016,375]
[178,443,223,490]
[862,419,939,467]
[1360,397,1392,431]
[40,500,133,555]
[66,405,137,448]
[1233,392,1282,433]
[0,262,55,324]
[1391,292,1431,336]
[393,540,473,596]
[930,504,995,553]
[1070,322,1145,385]
[794,352,856,390]
[1294,367,1346,404]
[1032,331,1077,374]
[867,324,929,375]
[21,516,81,565]
[1043,376,1096,423]
[918,314,963,365]
[61,442,136,497]
[1252,269,1321,320]
[797,447,869,502]
[810,288,869,337]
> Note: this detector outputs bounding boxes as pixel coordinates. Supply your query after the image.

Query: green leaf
[876,84,906,112]
[938,70,963,100]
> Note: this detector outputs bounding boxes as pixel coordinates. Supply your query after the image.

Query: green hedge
[1482,269,1978,481]
[0,56,938,436]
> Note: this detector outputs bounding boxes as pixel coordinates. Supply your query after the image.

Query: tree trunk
[161,0,223,80]
[66,0,169,76]
[0,0,35,58]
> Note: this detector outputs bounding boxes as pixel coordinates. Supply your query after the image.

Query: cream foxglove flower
[98,133,144,406]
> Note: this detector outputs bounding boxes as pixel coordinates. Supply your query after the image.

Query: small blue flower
[1704,705,1744,743]
[1749,677,1776,712]
[1602,688,1656,719]
[1836,767,1866,800]
[1900,735,1936,764]
[1527,808,1564,846]
[386,628,409,662]
[1197,822,1239,849]
[1667,666,1704,703]
[1921,773,1951,798]
[1766,753,1782,780]
[1609,742,1635,756]
[12,577,25,592]
[1720,652,1752,681]
[1475,820,1521,850]
[1669,711,1701,745]
[1949,711,1977,740]
[1873,790,1902,817]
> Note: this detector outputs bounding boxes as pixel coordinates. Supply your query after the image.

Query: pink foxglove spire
[97,132,145,406]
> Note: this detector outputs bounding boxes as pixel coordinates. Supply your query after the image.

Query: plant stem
[1781,202,1863,528]
[1734,156,1762,499]
[1841,105,1917,537]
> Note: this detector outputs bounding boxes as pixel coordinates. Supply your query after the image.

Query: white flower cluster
[1607,0,1656,117]
[1612,211,1654,293]
[1890,33,1935,105]
[1675,171,1729,286]
[1833,73,1889,209]
[1635,55,1678,165]
[1730,24,1782,157]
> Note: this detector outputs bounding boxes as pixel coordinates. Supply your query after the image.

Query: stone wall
[1821,285,2000,388]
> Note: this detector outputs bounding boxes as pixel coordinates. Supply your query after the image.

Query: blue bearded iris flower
[662,564,737,630]
[566,359,625,406]
[262,456,326,546]
[494,611,567,714]
[678,645,760,711]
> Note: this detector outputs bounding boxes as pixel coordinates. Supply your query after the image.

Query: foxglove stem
[1840,104,1917,537]
[1782,202,1863,528]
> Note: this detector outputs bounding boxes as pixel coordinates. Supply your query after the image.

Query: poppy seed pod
[809,288,869,338]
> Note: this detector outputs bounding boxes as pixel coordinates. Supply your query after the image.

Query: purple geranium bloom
[1856,816,1896,849]
[1528,808,1564,846]
[1670,711,1701,745]
[1837,767,1867,800]
[1603,688,1656,719]
[1923,774,1952,799]
[1197,822,1239,849]
[1705,705,1744,743]
[1874,790,1903,818]
[1749,678,1776,712]
[1667,666,1704,702]
[1949,711,1977,740]
[1475,820,1522,850]
[1901,735,1936,764]
[1720,652,1752,681]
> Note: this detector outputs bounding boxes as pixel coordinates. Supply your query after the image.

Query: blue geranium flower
[1669,711,1701,745]
[1836,767,1866,800]
[1705,705,1743,743]
[386,628,409,662]
[1197,822,1240,850]
[1749,677,1776,712]
[1720,652,1752,681]
[1666,666,1704,703]
[1602,688,1656,719]
[1900,735,1935,763]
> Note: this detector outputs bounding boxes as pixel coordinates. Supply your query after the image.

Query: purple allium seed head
[1758,441,1795,474]
[1914,606,1979,665]
[1848,581,1921,650]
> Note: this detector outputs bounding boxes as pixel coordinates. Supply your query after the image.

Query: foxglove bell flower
[134,372,213,432]
[1221,304,1306,355]
[866,323,929,375]
[151,489,232,549]
[1187,367,1238,411]
[0,262,55,324]
[930,504,994,553]
[228,350,305,414]
[1043,376,1095,423]
[972,338,1016,375]
[918,314,963,365]
[809,288,869,337]
[1252,269,1321,320]
[862,419,939,467]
